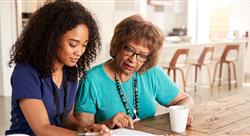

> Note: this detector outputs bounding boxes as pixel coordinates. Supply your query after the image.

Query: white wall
[21,1,38,13]
[187,0,210,43]
[196,0,210,43]
[80,1,115,66]
[229,1,250,76]
[0,1,17,96]
[81,0,146,66]
[229,1,250,36]
[187,0,250,43]
[187,0,198,42]
[147,3,187,36]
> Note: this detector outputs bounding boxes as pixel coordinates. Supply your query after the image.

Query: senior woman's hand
[104,112,134,129]
[187,112,193,127]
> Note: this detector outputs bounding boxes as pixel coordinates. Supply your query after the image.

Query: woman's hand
[81,124,111,136]
[104,112,134,129]
[85,124,110,132]
[166,90,194,127]
[187,112,193,127]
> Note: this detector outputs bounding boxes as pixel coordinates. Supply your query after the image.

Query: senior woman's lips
[123,63,135,71]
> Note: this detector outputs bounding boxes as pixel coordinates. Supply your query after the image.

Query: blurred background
[1,0,250,134]
[1,0,250,96]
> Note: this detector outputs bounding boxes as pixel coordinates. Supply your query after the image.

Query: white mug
[169,105,189,132]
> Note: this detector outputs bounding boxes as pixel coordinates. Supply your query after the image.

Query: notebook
[112,128,155,136]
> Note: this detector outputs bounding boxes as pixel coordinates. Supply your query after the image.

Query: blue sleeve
[153,65,180,106]
[11,64,42,101]
[75,79,96,114]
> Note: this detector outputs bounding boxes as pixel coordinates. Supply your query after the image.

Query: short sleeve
[11,64,42,101]
[153,65,179,106]
[75,79,97,114]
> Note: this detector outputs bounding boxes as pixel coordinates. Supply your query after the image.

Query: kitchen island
[159,40,245,90]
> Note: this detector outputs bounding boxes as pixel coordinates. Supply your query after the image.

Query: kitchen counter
[163,40,244,47]
[159,40,245,89]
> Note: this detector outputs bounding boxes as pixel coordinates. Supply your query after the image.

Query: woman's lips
[123,63,135,71]
[71,58,79,63]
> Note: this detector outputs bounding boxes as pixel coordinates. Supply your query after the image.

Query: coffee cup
[169,105,189,132]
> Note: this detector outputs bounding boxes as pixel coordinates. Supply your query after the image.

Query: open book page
[112,128,155,136]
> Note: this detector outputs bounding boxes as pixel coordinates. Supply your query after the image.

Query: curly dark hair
[9,1,101,81]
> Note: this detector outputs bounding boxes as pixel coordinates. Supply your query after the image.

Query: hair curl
[110,15,164,73]
[9,1,101,81]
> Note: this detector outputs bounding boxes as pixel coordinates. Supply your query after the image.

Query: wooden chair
[212,45,239,90]
[162,48,189,91]
[186,46,214,91]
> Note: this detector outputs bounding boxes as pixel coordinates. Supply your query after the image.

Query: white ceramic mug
[169,105,189,132]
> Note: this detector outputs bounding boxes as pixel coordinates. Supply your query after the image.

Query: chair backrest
[198,46,214,65]
[169,48,189,67]
[221,45,239,61]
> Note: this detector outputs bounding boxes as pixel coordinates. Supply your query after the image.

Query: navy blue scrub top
[5,64,77,136]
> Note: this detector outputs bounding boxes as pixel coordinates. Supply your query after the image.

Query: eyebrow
[127,45,149,55]
[69,39,88,44]
[69,39,80,42]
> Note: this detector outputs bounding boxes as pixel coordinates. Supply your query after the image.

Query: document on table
[112,128,155,136]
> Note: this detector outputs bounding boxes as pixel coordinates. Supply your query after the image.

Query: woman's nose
[128,53,137,62]
[76,46,85,56]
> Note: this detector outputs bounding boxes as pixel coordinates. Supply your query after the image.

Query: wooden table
[134,92,250,135]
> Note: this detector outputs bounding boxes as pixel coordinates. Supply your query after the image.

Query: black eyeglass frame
[122,46,149,62]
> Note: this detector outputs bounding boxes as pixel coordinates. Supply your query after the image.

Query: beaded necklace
[113,64,140,120]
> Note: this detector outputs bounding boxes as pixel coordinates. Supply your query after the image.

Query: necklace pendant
[133,109,136,114]
[133,109,140,121]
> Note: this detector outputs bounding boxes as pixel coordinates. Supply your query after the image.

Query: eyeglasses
[122,46,149,62]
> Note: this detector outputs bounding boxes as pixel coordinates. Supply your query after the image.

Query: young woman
[6,1,109,136]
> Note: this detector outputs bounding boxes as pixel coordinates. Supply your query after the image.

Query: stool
[186,46,214,91]
[212,45,239,90]
[162,48,189,91]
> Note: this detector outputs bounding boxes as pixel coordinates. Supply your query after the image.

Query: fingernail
[131,124,134,129]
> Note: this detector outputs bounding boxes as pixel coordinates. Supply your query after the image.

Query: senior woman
[75,15,194,129]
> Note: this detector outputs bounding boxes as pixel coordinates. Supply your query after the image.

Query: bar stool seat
[162,48,189,91]
[186,46,214,91]
[212,45,239,90]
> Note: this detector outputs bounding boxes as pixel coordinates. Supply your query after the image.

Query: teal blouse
[75,63,179,123]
